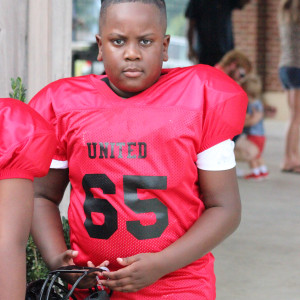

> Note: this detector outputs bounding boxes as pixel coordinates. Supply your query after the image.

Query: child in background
[0,98,56,299]
[214,50,259,170]
[29,0,248,299]
[241,75,269,179]
[215,49,252,84]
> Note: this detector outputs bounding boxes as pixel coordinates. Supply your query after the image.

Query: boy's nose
[124,43,141,60]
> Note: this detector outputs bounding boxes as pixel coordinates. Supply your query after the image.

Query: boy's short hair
[100,0,167,32]
[101,0,166,8]
[241,74,262,99]
[219,50,252,74]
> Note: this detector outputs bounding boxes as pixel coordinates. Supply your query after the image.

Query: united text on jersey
[87,142,147,159]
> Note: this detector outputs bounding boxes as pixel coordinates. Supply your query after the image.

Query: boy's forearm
[31,197,68,270]
[0,179,33,298]
[31,169,70,269]
[156,168,241,276]
[157,204,241,276]
[0,246,26,299]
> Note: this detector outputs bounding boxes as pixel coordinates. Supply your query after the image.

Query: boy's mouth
[123,67,143,78]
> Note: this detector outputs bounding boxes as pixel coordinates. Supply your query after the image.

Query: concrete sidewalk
[214,120,300,300]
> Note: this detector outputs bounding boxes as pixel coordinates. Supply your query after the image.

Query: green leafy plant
[62,216,71,249]
[26,217,70,283]
[9,77,27,102]
[26,235,48,282]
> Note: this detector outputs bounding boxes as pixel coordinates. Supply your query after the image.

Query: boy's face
[96,2,170,98]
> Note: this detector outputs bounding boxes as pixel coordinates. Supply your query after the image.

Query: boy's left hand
[100,253,164,293]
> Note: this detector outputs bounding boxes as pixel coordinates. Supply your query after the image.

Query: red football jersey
[30,65,247,299]
[0,98,56,180]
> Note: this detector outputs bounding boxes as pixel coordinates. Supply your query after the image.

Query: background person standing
[278,0,300,174]
[185,0,251,66]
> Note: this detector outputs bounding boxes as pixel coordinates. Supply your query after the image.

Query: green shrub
[26,235,48,282]
[9,77,27,102]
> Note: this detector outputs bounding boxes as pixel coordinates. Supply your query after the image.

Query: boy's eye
[140,39,152,46]
[113,39,125,46]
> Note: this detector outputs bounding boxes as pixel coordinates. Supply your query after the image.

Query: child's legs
[256,157,266,169]
[246,135,266,168]
[248,158,259,168]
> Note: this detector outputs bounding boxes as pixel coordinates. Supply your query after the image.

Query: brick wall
[233,0,282,92]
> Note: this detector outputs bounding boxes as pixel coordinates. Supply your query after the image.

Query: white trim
[197,139,236,171]
[50,159,68,169]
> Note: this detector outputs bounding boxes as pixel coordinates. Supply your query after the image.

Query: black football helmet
[26,265,112,300]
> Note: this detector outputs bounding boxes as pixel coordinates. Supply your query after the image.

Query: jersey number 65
[83,174,168,240]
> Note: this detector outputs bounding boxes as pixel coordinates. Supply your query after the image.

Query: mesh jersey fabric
[0,98,57,180]
[29,65,247,299]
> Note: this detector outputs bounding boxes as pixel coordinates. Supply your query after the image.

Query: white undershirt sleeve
[196,139,236,171]
[50,159,69,169]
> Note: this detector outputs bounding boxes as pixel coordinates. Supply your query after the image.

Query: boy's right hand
[51,249,78,269]
[50,250,110,289]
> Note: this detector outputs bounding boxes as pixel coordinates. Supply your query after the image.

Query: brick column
[264,0,281,92]
[233,0,281,92]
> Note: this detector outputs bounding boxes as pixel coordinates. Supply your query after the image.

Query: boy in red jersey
[0,98,56,299]
[29,0,247,299]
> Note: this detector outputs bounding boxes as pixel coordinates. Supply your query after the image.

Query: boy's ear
[95,34,103,61]
[163,35,171,62]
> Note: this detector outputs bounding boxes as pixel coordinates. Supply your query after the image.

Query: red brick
[233,0,281,91]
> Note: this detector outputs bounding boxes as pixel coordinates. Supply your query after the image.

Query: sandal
[281,165,300,174]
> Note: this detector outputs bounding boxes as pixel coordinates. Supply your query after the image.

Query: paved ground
[214,120,300,300]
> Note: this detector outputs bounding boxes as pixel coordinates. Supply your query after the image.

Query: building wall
[0,0,72,214]
[0,0,29,98]
[0,0,72,100]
